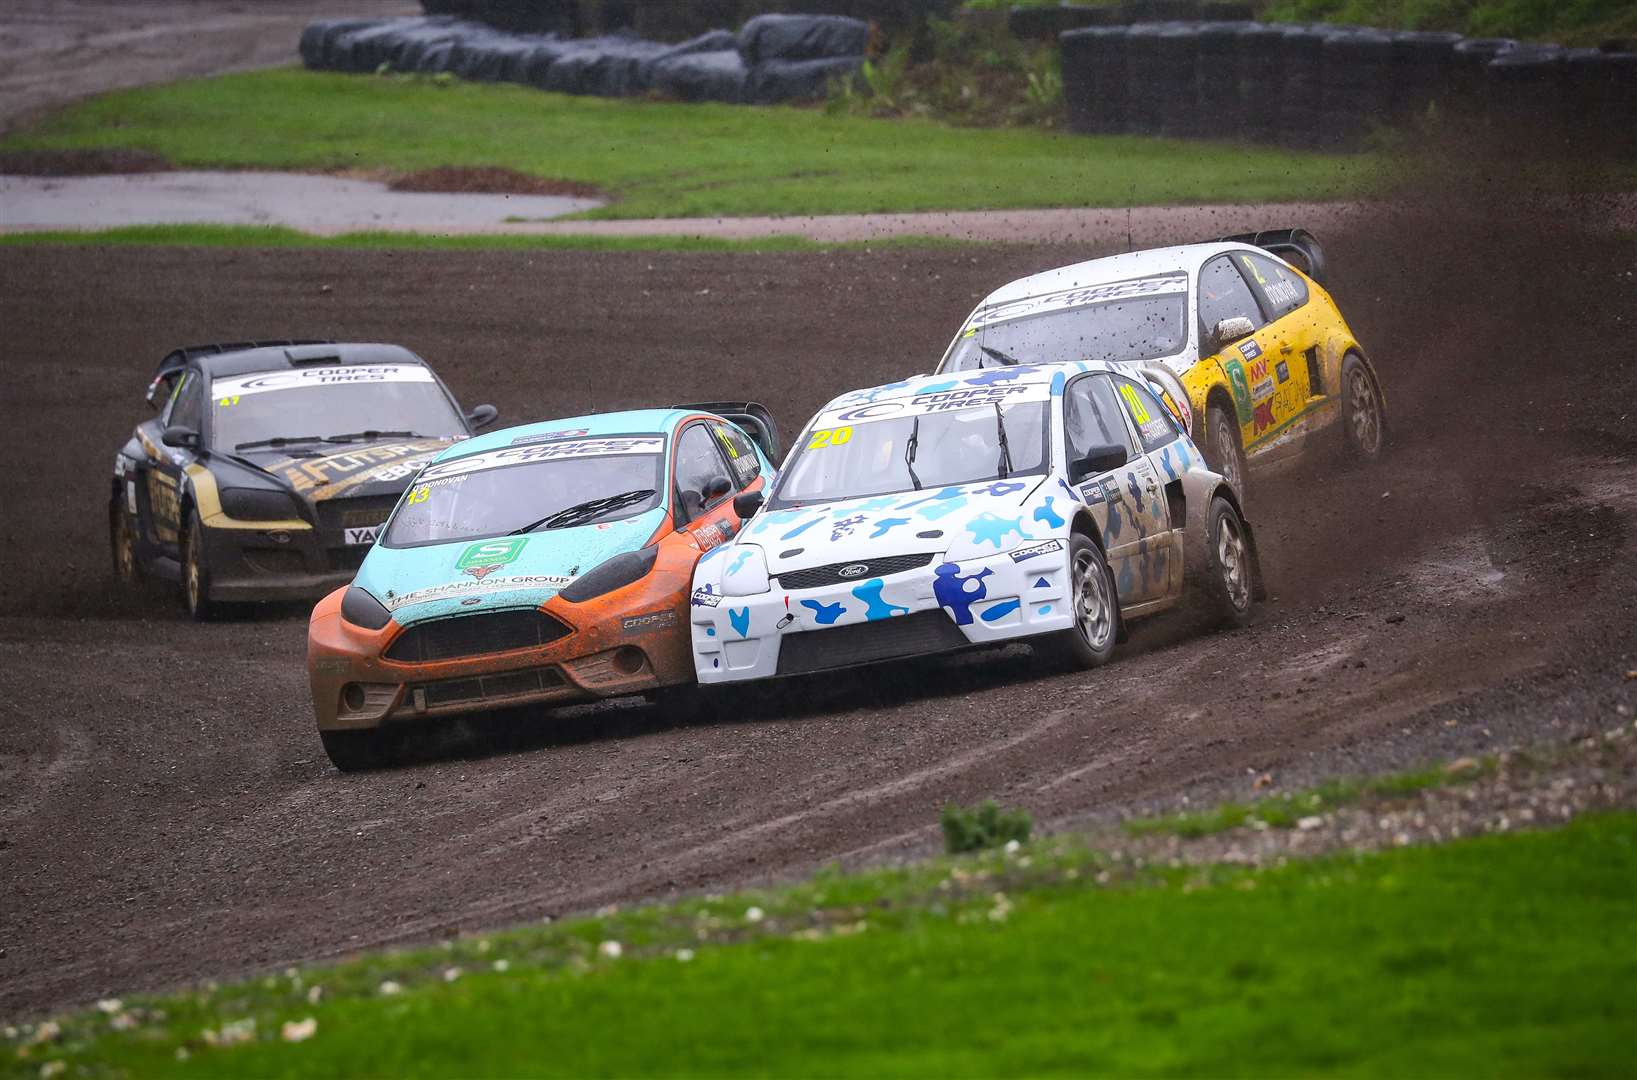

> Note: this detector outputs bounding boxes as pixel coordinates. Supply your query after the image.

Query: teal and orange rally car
[307,405,778,770]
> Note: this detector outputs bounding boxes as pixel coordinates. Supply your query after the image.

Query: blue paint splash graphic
[869,516,911,538]
[1033,496,1065,529]
[727,549,753,574]
[727,607,751,637]
[932,563,991,625]
[851,578,909,621]
[800,598,845,625]
[782,516,824,540]
[968,512,1024,549]
[980,599,1021,623]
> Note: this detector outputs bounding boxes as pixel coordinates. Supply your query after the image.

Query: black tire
[1203,400,1250,498]
[1339,352,1387,460]
[110,501,142,586]
[1200,495,1256,628]
[321,728,399,772]
[1034,533,1119,671]
[181,509,223,622]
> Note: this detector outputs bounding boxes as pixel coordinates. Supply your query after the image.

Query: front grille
[244,548,306,575]
[776,552,937,591]
[317,495,400,531]
[776,610,968,677]
[385,610,571,663]
[418,666,565,708]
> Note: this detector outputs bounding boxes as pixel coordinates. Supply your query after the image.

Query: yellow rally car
[933,229,1386,494]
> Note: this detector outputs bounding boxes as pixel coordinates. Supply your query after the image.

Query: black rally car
[109,341,498,619]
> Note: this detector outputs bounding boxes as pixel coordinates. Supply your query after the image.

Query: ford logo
[838,563,870,578]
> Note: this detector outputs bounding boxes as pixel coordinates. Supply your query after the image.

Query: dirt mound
[0,148,171,176]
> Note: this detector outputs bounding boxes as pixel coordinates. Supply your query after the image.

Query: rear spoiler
[1215,228,1327,286]
[674,400,782,464]
[147,339,333,408]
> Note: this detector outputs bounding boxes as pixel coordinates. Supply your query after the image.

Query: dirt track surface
[0,0,416,134]
[3,194,1636,1019]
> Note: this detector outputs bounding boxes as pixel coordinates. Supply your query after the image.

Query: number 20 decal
[806,426,853,450]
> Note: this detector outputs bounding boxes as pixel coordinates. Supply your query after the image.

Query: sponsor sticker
[281,440,446,494]
[690,587,722,608]
[213,364,434,400]
[1078,482,1105,505]
[971,272,1188,327]
[621,610,678,634]
[1225,360,1254,423]
[1101,477,1122,504]
[313,657,349,675]
[457,537,527,570]
[419,436,666,482]
[1250,377,1275,403]
[345,526,379,546]
[1238,339,1263,362]
[1275,360,1290,383]
[1009,539,1064,563]
[383,574,575,612]
[511,427,589,446]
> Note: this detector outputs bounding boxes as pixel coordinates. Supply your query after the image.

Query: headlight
[558,546,658,603]
[719,544,770,596]
[220,486,301,521]
[340,585,392,630]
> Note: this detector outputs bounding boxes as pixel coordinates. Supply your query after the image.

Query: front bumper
[307,552,697,731]
[690,542,1076,684]
[199,520,372,603]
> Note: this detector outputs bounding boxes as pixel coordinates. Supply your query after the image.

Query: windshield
[380,435,667,547]
[943,290,1188,373]
[208,364,465,450]
[769,402,1049,510]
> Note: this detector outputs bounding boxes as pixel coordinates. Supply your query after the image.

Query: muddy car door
[672,420,744,553]
[1233,249,1325,450]
[1197,253,1281,461]
[1113,375,1188,600]
[1064,373,1171,606]
[136,367,201,556]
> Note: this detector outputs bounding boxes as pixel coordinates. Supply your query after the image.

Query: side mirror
[732,490,765,519]
[1207,316,1255,354]
[1069,443,1127,484]
[465,403,499,431]
[161,425,200,449]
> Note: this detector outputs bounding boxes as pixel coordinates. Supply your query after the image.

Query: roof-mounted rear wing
[674,400,782,464]
[1215,228,1327,286]
[146,339,333,408]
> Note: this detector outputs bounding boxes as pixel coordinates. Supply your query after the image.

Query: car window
[1115,377,1179,452]
[1197,254,1265,342]
[1064,375,1135,464]
[170,372,204,433]
[674,423,736,521]
[159,371,190,427]
[713,421,761,489]
[1236,251,1309,320]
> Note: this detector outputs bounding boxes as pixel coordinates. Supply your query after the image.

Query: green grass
[0,224,976,253]
[1259,0,1637,43]
[0,68,1382,220]
[15,813,1634,1077]
[1125,758,1495,838]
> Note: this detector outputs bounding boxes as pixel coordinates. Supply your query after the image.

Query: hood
[355,505,666,624]
[245,437,457,503]
[742,476,1056,575]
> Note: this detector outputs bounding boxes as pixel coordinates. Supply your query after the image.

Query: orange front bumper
[307,545,697,732]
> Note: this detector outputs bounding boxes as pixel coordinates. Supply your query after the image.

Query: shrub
[941,799,1032,854]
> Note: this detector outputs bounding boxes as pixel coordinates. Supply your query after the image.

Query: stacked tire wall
[300,12,868,104]
[1057,18,1637,155]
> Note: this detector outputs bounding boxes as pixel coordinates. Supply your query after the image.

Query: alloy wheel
[1216,513,1251,612]
[1347,367,1383,455]
[1072,548,1113,650]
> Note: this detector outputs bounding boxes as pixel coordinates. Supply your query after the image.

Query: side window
[713,422,761,489]
[1064,375,1135,463]
[169,372,204,432]
[673,423,736,522]
[1236,251,1308,320]
[1197,254,1265,342]
[1115,377,1179,453]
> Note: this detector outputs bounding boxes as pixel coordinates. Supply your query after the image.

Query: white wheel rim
[1217,513,1251,611]
[1213,414,1243,490]
[1072,548,1113,650]
[1347,368,1382,454]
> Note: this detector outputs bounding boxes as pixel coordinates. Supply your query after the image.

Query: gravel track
[1,197,1634,1019]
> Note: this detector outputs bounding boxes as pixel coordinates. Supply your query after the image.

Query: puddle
[0,171,602,232]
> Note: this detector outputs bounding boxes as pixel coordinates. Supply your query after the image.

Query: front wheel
[110,502,142,586]
[1201,496,1255,629]
[181,510,224,621]
[321,728,400,772]
[1034,534,1119,671]
[1339,353,1387,460]
[1203,401,1249,498]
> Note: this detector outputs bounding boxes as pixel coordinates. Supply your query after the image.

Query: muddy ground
[2,189,1635,1018]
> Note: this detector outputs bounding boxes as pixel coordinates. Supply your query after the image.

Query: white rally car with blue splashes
[689,362,1264,682]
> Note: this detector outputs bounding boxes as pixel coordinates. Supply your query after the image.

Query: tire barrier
[1009,1,1252,40]
[1058,19,1636,155]
[302,13,867,104]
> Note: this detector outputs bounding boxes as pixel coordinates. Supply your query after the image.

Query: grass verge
[0,68,1382,220]
[0,225,977,253]
[12,812,1634,1077]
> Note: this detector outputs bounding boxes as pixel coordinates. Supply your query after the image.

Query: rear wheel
[1034,534,1118,671]
[110,502,142,586]
[181,510,223,621]
[1201,495,1255,628]
[321,728,399,772]
[1204,401,1249,497]
[1340,353,1386,460]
